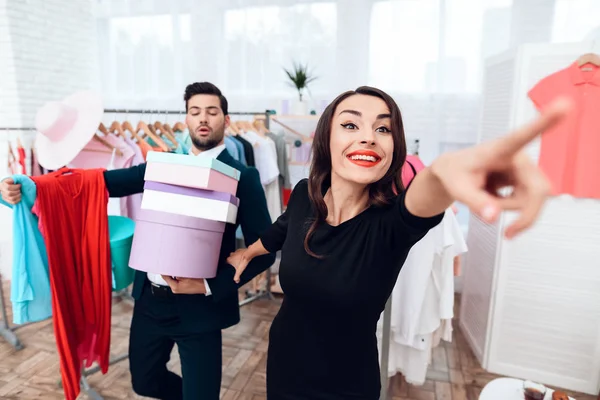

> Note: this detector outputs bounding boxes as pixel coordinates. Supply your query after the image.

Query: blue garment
[173,141,187,155]
[0,175,52,324]
[174,130,192,154]
[0,175,123,324]
[224,136,240,162]
[231,136,247,165]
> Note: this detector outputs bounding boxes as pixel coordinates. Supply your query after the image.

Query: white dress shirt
[146,143,227,296]
[376,209,468,384]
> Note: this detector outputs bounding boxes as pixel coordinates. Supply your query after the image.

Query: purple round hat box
[128,208,226,278]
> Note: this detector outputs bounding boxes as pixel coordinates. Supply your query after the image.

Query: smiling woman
[224,86,443,400]
[307,86,407,255]
[224,83,568,400]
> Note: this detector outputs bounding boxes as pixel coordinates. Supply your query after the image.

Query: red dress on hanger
[31,168,112,400]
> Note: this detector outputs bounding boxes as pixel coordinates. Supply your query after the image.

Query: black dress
[260,179,443,400]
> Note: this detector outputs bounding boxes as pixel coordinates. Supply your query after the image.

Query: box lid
[144,181,240,207]
[146,151,240,181]
[136,208,226,233]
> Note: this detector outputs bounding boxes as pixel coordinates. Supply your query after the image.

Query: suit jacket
[103,149,276,333]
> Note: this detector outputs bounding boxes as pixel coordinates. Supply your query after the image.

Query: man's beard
[191,135,222,151]
[190,127,224,151]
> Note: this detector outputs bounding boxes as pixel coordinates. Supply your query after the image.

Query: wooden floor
[0,283,596,400]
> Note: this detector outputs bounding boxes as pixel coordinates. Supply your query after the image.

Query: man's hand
[161,276,207,294]
[0,178,22,205]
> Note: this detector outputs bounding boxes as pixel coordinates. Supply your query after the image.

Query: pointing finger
[491,97,571,158]
[453,183,500,224]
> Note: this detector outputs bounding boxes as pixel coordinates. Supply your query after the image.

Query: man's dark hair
[184,82,229,115]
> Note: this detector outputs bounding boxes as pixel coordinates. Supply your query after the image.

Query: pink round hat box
[128,208,226,278]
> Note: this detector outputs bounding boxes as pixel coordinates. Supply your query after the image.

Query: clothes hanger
[228,120,241,135]
[152,109,165,136]
[147,120,172,150]
[153,121,177,150]
[240,120,253,133]
[137,111,169,151]
[109,120,125,138]
[577,52,600,71]
[136,110,152,140]
[163,122,178,143]
[253,119,268,137]
[122,110,143,143]
[270,117,310,142]
[155,110,178,146]
[6,129,16,172]
[162,110,176,138]
[95,116,124,155]
[173,111,187,132]
[92,134,123,156]
[98,122,110,136]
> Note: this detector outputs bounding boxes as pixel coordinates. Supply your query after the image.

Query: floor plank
[0,280,597,400]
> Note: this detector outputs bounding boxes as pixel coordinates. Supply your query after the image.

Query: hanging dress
[30,168,112,400]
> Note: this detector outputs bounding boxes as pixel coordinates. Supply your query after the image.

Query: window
[552,0,600,43]
[222,2,337,96]
[369,0,441,93]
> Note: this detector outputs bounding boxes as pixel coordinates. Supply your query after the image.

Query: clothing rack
[1,113,275,305]
[102,108,270,118]
[0,127,36,131]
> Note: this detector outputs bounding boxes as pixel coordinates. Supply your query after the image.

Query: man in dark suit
[0,82,275,400]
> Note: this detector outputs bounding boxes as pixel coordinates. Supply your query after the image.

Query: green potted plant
[284,61,317,115]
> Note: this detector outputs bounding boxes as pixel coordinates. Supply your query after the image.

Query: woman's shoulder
[294,178,309,192]
[287,178,310,208]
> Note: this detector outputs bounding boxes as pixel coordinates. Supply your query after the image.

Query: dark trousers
[129,281,222,400]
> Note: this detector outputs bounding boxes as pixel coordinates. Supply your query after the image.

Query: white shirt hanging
[377,208,467,384]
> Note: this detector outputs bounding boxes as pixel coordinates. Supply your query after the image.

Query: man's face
[185,94,229,153]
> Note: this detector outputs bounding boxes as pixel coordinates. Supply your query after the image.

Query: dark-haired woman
[227,87,569,400]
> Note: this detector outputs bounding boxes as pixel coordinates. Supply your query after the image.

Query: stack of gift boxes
[128,151,241,279]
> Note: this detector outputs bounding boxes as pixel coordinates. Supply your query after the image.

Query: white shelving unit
[459,42,600,396]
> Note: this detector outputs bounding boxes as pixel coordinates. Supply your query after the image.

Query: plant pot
[291,99,308,115]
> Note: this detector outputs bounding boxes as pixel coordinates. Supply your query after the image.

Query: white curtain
[93,0,600,227]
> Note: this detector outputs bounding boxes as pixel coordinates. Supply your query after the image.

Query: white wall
[0,0,99,279]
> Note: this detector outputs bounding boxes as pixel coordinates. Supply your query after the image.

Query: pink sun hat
[34,90,104,170]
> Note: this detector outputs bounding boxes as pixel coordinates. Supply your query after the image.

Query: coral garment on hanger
[17,145,26,174]
[528,61,600,199]
[401,155,426,187]
[30,168,112,400]
[137,138,164,160]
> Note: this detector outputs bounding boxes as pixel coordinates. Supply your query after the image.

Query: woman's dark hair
[304,86,407,258]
